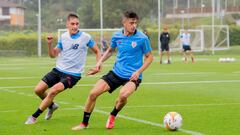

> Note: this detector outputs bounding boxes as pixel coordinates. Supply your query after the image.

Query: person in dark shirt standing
[160,25,171,64]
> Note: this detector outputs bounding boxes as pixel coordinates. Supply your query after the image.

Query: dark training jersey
[160,32,170,45]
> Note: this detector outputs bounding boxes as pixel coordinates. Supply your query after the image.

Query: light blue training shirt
[111,29,152,79]
[56,31,95,77]
[180,32,191,46]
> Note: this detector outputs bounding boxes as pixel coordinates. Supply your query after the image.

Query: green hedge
[229,25,240,46]
[0,32,56,56]
[0,26,240,56]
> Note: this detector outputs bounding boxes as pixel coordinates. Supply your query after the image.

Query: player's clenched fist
[46,34,53,44]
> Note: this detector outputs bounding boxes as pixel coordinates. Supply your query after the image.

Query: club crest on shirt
[117,41,122,44]
[131,41,137,48]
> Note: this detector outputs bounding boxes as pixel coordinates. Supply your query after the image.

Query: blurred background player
[159,25,171,64]
[24,13,101,124]
[72,10,153,130]
[179,29,195,63]
[143,29,150,39]
[101,36,109,55]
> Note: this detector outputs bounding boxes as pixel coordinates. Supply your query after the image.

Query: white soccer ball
[163,112,183,131]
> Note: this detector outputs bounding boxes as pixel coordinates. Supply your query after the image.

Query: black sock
[49,102,54,109]
[32,108,43,118]
[82,112,91,124]
[110,107,120,117]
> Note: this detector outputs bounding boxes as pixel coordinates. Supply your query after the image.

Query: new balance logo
[72,44,79,50]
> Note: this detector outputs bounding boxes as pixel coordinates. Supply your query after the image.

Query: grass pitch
[0,47,240,135]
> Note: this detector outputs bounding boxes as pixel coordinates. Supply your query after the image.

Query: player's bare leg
[34,81,48,100]
[183,52,188,63]
[189,51,195,63]
[106,81,136,129]
[39,82,64,111]
[34,81,58,119]
[25,83,64,124]
[166,51,171,64]
[41,83,64,120]
[72,79,109,130]
[159,51,163,64]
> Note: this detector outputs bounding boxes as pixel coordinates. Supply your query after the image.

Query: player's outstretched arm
[87,47,114,76]
[87,44,102,76]
[46,34,60,58]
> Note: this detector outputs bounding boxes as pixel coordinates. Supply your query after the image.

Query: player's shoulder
[136,30,149,39]
[112,30,123,37]
[111,30,124,41]
[81,31,91,38]
[61,31,69,38]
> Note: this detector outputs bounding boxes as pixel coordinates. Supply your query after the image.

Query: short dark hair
[122,10,139,20]
[67,13,79,21]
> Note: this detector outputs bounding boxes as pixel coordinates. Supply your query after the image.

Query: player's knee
[47,90,58,98]
[34,88,43,96]
[89,92,99,101]
[119,93,128,102]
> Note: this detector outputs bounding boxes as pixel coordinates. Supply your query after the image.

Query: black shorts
[101,71,142,93]
[42,68,81,89]
[161,43,169,51]
[183,45,191,52]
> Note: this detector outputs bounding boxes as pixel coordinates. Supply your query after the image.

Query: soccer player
[101,37,109,55]
[71,10,153,130]
[143,29,150,39]
[179,29,195,63]
[159,25,171,64]
[24,13,101,124]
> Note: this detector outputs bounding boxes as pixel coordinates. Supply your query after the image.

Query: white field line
[92,108,204,135]
[142,80,240,85]
[1,79,240,89]
[0,63,112,67]
[0,110,18,113]
[61,107,203,135]
[0,67,24,70]
[151,72,216,76]
[0,77,39,80]
[1,71,239,80]
[0,75,104,80]
[0,63,54,66]
[96,103,240,109]
[232,71,240,74]
[155,58,211,62]
[37,64,113,69]
[0,88,203,135]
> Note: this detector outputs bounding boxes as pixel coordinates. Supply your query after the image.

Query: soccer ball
[163,112,183,131]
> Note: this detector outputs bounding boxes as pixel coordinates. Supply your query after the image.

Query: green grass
[0,48,240,135]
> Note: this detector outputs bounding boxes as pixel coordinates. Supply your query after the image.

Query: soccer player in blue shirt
[25,13,101,124]
[72,10,153,130]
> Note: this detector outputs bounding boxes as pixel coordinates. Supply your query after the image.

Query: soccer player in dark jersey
[72,10,153,130]
[160,25,171,64]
